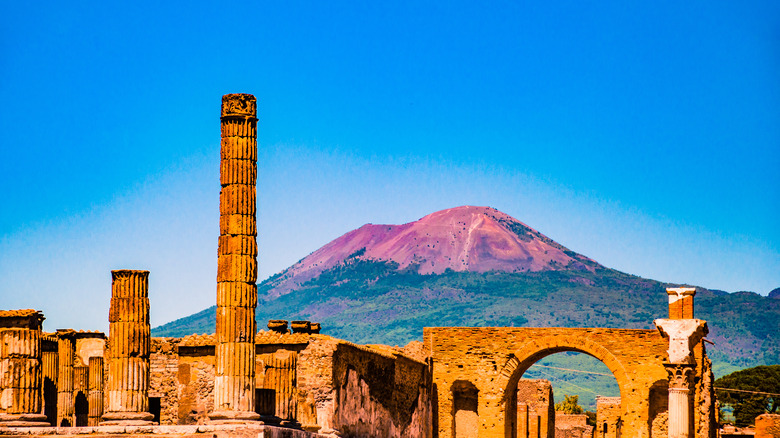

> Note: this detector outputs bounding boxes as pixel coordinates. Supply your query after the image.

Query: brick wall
[423,326,702,438]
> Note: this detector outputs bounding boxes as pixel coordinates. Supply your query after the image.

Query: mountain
[153,206,780,375]
[265,206,598,298]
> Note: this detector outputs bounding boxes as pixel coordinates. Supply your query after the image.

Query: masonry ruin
[0,93,722,438]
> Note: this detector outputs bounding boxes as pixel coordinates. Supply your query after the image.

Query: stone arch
[497,334,630,436]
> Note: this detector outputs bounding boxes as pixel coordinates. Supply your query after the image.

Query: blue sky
[1,1,778,332]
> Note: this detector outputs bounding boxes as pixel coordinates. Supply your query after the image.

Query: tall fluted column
[88,357,103,426]
[0,310,48,426]
[210,93,260,423]
[56,329,76,427]
[101,269,154,425]
[665,364,695,438]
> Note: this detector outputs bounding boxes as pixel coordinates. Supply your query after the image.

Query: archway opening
[504,350,622,438]
[452,380,479,438]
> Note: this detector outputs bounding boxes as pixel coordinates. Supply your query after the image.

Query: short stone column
[41,337,58,426]
[655,317,708,438]
[257,351,298,425]
[665,364,695,438]
[211,93,260,423]
[667,287,696,319]
[73,366,89,426]
[0,310,48,426]
[101,269,154,425]
[88,357,103,426]
[56,329,76,426]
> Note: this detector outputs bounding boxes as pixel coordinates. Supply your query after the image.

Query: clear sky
[1,1,778,333]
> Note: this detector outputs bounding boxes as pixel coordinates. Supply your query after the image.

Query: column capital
[654,318,708,364]
[664,363,696,391]
[221,93,257,119]
[666,287,696,301]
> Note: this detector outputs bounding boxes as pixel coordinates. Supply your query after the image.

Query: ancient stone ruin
[0,93,725,438]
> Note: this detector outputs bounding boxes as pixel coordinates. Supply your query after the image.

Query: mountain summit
[266,206,598,297]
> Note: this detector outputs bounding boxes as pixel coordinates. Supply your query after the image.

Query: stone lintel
[654,319,708,364]
[0,310,44,330]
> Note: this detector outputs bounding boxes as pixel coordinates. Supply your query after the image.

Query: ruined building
[0,94,719,438]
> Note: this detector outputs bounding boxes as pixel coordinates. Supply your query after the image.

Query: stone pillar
[655,318,708,438]
[665,364,695,438]
[56,329,76,426]
[211,93,260,423]
[517,402,529,438]
[529,412,540,438]
[88,357,103,426]
[73,366,89,427]
[0,310,48,426]
[257,352,298,425]
[667,287,696,319]
[41,338,58,426]
[101,269,154,425]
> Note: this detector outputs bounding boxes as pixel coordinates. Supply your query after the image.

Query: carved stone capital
[654,318,708,364]
[221,93,257,119]
[665,363,695,391]
[666,287,696,302]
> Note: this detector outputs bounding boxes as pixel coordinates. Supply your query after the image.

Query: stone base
[0,413,50,427]
[208,410,262,424]
[100,411,155,425]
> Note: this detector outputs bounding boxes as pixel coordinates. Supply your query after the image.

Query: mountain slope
[153,206,780,373]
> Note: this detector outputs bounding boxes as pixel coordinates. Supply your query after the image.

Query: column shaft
[0,310,48,427]
[101,269,154,425]
[666,364,695,438]
[56,333,75,427]
[211,93,260,423]
[88,357,104,426]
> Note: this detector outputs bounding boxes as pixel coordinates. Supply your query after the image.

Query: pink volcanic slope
[266,206,596,297]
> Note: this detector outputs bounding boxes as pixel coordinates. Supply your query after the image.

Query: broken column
[102,269,154,425]
[56,329,75,426]
[666,287,696,319]
[655,287,708,438]
[211,93,260,423]
[0,310,49,427]
[88,357,103,426]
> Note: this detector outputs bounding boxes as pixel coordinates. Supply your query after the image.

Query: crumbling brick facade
[423,326,713,438]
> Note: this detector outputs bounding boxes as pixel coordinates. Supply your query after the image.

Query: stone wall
[554,413,592,438]
[149,338,180,425]
[298,336,432,438]
[516,380,554,438]
[755,413,780,438]
[423,326,690,438]
[595,397,621,438]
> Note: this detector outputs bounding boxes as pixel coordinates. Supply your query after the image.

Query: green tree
[715,365,780,427]
[555,394,584,414]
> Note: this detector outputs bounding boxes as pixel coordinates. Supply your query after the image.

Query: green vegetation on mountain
[153,257,780,375]
[714,365,780,426]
